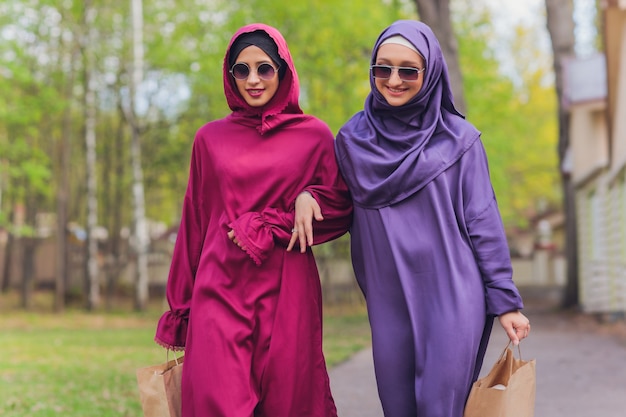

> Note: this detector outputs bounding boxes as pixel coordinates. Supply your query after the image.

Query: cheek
[417,79,424,92]
[374,78,386,93]
[270,78,280,93]
[411,79,424,96]
[235,80,247,97]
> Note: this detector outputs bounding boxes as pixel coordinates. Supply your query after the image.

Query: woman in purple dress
[334,20,531,417]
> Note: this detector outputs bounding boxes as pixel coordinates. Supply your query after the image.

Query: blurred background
[1,0,624,414]
[0,0,626,417]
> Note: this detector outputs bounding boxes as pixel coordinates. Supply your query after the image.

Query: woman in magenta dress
[334,20,531,417]
[155,23,352,417]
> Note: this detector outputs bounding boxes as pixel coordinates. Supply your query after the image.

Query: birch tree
[82,0,100,310]
[129,0,150,311]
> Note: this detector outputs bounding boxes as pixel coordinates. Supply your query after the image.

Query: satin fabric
[155,23,352,417]
[336,20,476,209]
[335,20,524,417]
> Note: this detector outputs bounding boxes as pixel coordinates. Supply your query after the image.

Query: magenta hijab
[335,20,480,208]
[223,23,305,135]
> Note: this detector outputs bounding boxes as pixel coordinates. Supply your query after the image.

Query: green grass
[0,292,370,417]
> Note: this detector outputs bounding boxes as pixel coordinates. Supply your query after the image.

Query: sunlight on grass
[0,292,370,417]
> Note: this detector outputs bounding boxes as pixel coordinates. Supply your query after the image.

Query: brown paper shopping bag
[136,352,184,417]
[464,342,536,417]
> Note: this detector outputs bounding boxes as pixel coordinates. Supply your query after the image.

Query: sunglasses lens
[231,63,249,80]
[398,68,419,81]
[257,63,277,80]
[372,65,392,79]
[231,63,277,80]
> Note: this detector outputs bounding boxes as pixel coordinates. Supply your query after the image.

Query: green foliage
[455,6,560,228]
[222,0,416,133]
[0,0,561,245]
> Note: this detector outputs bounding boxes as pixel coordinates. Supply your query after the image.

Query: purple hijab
[335,20,480,208]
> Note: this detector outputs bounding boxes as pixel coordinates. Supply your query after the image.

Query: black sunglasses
[230,62,279,80]
[370,65,426,82]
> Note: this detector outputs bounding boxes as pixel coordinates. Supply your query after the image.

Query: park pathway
[329,289,626,417]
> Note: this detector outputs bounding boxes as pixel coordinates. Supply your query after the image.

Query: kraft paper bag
[136,352,184,417]
[464,342,536,417]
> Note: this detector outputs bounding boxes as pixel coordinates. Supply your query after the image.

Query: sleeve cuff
[229,212,275,266]
[154,310,188,350]
[485,281,524,316]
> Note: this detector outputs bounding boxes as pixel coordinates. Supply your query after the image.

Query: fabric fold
[155,310,188,351]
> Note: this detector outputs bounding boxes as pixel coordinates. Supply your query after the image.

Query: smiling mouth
[247,89,264,97]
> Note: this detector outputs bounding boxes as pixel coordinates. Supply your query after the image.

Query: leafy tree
[456,6,560,229]
[0,0,566,309]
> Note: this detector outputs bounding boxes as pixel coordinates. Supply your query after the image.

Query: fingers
[312,203,324,222]
[516,322,531,341]
[287,230,298,252]
[228,229,246,251]
[291,192,322,253]
[300,226,308,253]
[286,227,307,253]
[290,225,308,252]
[510,324,530,346]
[499,311,531,346]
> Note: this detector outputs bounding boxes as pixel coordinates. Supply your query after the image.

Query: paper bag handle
[166,349,183,366]
[499,340,523,361]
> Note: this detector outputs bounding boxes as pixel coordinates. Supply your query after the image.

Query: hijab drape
[223,24,304,134]
[335,20,480,208]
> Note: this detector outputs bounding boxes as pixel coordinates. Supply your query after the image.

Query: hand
[287,192,323,253]
[498,310,531,346]
[227,229,246,252]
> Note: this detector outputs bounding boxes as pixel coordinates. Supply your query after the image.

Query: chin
[384,97,410,107]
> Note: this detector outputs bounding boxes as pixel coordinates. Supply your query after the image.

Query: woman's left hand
[498,310,531,346]
[287,192,323,253]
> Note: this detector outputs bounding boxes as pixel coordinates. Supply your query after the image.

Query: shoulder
[288,114,334,143]
[338,111,366,132]
[336,111,366,142]
[195,117,230,135]
[300,114,333,134]
[192,117,239,146]
[459,134,488,164]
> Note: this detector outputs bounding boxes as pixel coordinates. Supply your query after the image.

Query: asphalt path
[329,294,626,417]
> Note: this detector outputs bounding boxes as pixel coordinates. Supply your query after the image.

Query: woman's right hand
[287,192,323,253]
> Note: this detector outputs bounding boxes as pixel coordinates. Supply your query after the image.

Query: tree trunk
[20,198,38,310]
[82,0,100,310]
[55,116,69,312]
[413,0,466,114]
[1,231,13,293]
[104,111,127,310]
[55,48,78,312]
[130,0,150,311]
[544,0,577,308]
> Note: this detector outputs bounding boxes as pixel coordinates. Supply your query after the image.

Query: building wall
[607,173,626,311]
[577,177,609,312]
[608,9,626,174]
[570,104,609,184]
[605,5,626,173]
[573,4,626,314]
